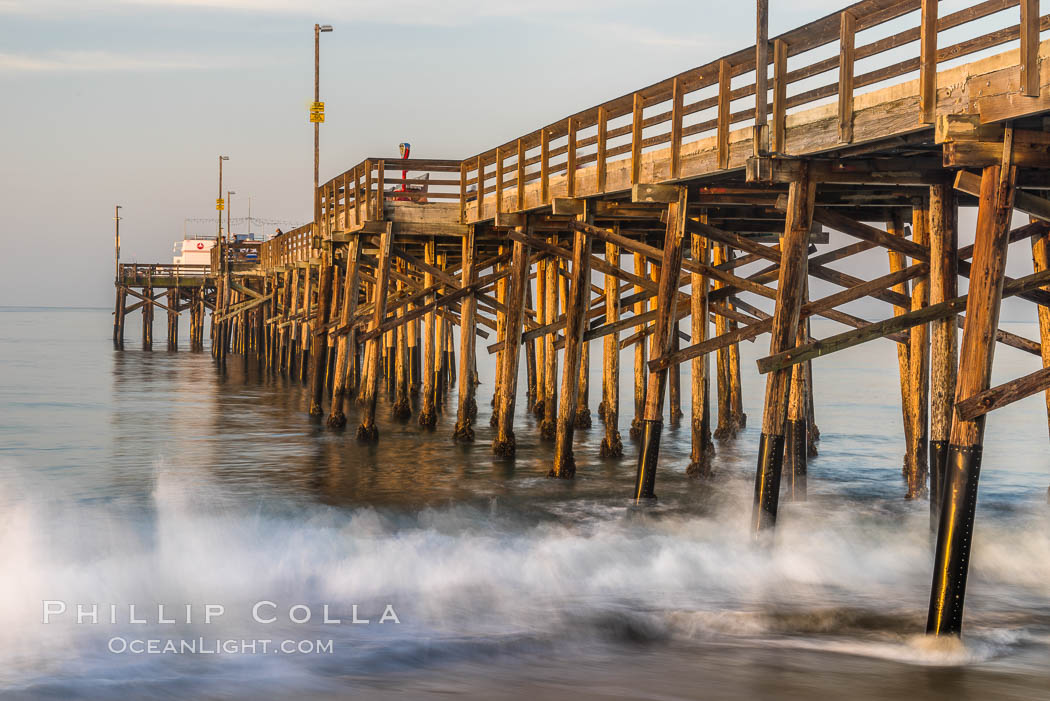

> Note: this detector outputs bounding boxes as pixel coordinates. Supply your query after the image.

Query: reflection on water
[1,308,1049,700]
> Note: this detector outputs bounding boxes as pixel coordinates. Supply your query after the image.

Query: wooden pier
[114,0,1050,638]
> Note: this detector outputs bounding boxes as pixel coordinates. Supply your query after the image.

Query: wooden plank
[552,197,586,216]
[717,59,731,169]
[956,365,1050,420]
[671,77,684,178]
[495,147,504,215]
[772,39,788,153]
[955,169,1050,222]
[475,155,484,221]
[566,117,577,198]
[596,106,608,193]
[540,128,550,203]
[756,265,1050,375]
[838,11,856,143]
[459,161,467,224]
[631,93,643,185]
[920,0,938,123]
[516,138,526,211]
[943,136,1050,168]
[1021,0,1040,97]
[633,183,681,203]
[755,0,770,151]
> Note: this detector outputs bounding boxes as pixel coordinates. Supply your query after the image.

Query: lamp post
[217,155,229,273]
[314,23,333,240]
[227,190,236,244]
[114,205,122,283]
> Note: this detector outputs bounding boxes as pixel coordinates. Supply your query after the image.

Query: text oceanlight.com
[107,638,335,655]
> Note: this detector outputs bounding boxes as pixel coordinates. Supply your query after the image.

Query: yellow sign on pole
[216,198,225,210]
[310,101,324,111]
[309,112,325,123]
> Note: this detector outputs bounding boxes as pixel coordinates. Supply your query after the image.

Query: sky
[0,0,1040,323]
[0,0,861,307]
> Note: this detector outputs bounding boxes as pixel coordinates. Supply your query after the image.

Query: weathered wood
[357,224,393,441]
[451,229,480,440]
[687,230,714,478]
[541,242,560,440]
[419,239,438,428]
[757,264,1050,374]
[631,93,643,185]
[929,159,1017,638]
[551,221,592,477]
[600,239,624,458]
[308,262,335,416]
[634,187,688,500]
[887,211,915,482]
[929,184,958,520]
[493,235,531,455]
[772,38,788,153]
[753,161,815,534]
[1032,218,1050,461]
[392,271,412,419]
[956,364,1050,421]
[838,11,856,143]
[919,0,938,123]
[1020,0,1040,97]
[717,60,731,170]
[713,242,737,439]
[328,238,361,428]
[652,261,926,372]
[906,197,931,499]
[630,252,648,440]
[754,0,770,155]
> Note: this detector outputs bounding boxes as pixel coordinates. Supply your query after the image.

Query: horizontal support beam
[757,267,1050,374]
[955,365,1050,421]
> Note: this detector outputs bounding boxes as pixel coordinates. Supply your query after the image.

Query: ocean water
[1,306,1049,700]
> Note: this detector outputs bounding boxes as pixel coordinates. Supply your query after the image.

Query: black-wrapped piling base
[927,444,982,636]
[633,419,663,501]
[751,432,785,535]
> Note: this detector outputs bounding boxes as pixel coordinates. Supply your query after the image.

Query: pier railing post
[928,157,1016,637]
[633,185,688,501]
[752,161,814,534]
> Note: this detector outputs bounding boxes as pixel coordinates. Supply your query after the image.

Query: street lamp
[314,23,333,241]
[114,205,122,283]
[218,155,229,272]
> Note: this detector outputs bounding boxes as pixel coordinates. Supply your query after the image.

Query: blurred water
[1,306,1049,700]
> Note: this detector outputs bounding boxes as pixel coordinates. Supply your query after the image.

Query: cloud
[0,50,210,73]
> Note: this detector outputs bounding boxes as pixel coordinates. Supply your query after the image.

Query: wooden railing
[119,263,212,282]
[258,224,315,269]
[455,0,1047,224]
[318,158,463,232]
